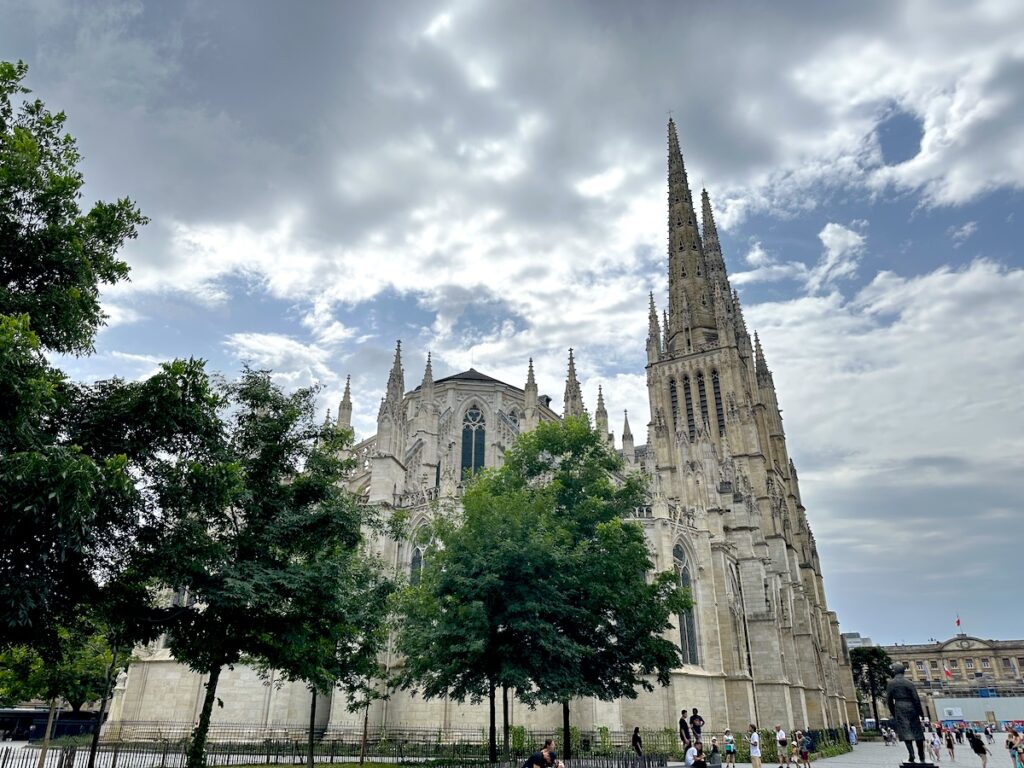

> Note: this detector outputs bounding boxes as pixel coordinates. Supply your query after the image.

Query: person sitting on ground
[692,741,707,768]
[685,739,699,767]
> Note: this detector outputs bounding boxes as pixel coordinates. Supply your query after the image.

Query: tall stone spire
[384,340,404,407]
[622,409,635,464]
[338,375,353,429]
[647,292,661,363]
[563,348,586,419]
[595,384,609,442]
[701,187,730,297]
[754,332,773,387]
[417,352,436,427]
[667,118,715,349]
[523,357,539,431]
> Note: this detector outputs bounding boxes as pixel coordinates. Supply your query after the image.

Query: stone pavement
[668,740,977,768]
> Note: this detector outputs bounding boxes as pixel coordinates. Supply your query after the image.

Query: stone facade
[109,121,857,736]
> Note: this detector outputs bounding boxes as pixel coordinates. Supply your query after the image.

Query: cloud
[807,223,866,293]
[223,332,337,390]
[947,220,978,248]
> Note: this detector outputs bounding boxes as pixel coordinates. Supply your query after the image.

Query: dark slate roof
[413,368,523,393]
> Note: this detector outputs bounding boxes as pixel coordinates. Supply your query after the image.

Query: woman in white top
[748,724,762,768]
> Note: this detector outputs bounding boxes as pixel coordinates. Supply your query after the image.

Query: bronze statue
[885,662,929,764]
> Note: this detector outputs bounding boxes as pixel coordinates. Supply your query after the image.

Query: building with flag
[883,634,1024,726]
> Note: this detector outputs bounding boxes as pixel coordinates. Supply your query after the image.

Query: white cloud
[807,223,866,294]
[948,220,978,248]
[223,332,337,390]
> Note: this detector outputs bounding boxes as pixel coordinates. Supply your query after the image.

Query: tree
[0,57,147,659]
[851,646,893,730]
[395,483,564,762]
[495,418,688,759]
[395,418,689,762]
[135,368,386,768]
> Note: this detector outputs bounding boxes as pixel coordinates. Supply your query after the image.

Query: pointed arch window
[673,543,699,665]
[669,380,679,431]
[410,546,424,586]
[696,372,709,427]
[461,407,486,476]
[682,376,695,439]
[711,370,725,436]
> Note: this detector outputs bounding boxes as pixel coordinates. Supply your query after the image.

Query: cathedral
[106,121,859,738]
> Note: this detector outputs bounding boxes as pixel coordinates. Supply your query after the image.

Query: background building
[108,123,858,737]
[882,634,1024,727]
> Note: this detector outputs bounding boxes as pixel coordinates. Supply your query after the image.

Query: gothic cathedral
[107,122,858,737]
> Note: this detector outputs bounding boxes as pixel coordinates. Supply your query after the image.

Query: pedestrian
[691,708,705,740]
[797,731,811,768]
[748,723,762,768]
[946,728,956,761]
[929,731,942,763]
[632,727,643,757]
[967,729,990,768]
[679,709,693,750]
[524,739,556,768]
[693,741,707,768]
[707,737,722,768]
[848,723,857,746]
[722,729,736,766]
[774,724,788,768]
[685,739,699,767]
[985,726,993,745]
[958,727,965,745]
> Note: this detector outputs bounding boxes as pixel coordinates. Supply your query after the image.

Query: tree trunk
[487,678,497,763]
[307,687,317,768]
[186,665,222,768]
[35,698,58,768]
[358,701,369,766]
[502,685,509,757]
[87,646,119,768]
[562,700,571,761]
[870,694,880,730]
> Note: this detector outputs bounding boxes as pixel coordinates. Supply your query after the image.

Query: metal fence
[0,745,668,768]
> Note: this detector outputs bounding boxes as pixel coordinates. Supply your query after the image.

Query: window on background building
[682,376,696,439]
[916,661,925,672]
[696,372,709,425]
[981,658,990,669]
[966,659,975,669]
[1017,657,1024,670]
[461,407,486,476]
[673,543,699,665]
[931,660,939,669]
[950,660,958,669]
[1003,658,1013,669]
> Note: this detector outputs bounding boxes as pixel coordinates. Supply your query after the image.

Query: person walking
[797,731,811,768]
[967,729,990,768]
[748,724,762,768]
[929,730,943,763]
[722,729,736,766]
[632,727,643,757]
[774,725,788,768]
[946,728,957,762]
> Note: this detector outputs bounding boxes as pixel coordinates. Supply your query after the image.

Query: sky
[2,0,1022,646]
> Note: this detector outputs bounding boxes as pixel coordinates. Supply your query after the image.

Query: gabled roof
[411,368,524,393]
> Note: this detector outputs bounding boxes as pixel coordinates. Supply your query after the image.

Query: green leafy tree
[0,58,146,659]
[134,369,385,768]
[396,418,688,762]
[395,483,564,762]
[496,418,689,759]
[851,646,893,730]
